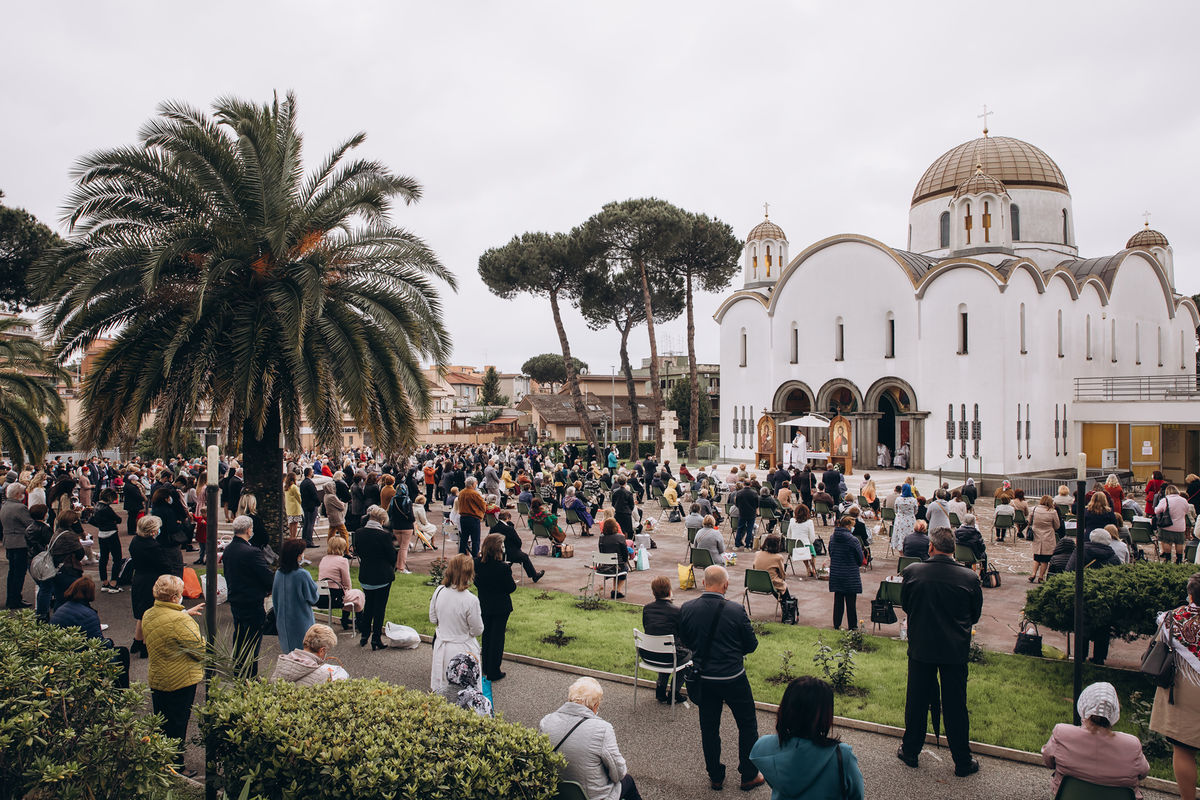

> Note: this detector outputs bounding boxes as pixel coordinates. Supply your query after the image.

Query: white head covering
[1089,529,1113,545]
[1076,681,1120,725]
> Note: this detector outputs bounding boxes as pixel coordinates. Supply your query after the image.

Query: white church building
[716,130,1200,482]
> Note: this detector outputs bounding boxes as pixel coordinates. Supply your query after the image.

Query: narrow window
[957,304,969,355]
[732,406,739,443]
[739,328,747,367]
[964,202,973,245]
[835,318,845,361]
[1182,331,1188,370]
[1135,323,1141,365]
[885,313,896,359]
[1086,315,1092,360]
[1062,209,1070,245]
[766,245,772,272]
[939,212,950,248]
[982,201,992,243]
[1057,310,1064,357]
[752,246,758,277]
[790,324,798,364]
[1011,204,1021,240]
[1158,326,1164,367]
[1019,303,1027,354]
[1111,318,1118,363]
[907,224,912,250]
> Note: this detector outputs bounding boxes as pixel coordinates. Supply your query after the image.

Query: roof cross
[978,104,993,136]
[763,201,770,218]
[1142,210,1152,227]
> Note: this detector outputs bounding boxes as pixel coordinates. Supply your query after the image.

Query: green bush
[1023,562,1196,640]
[0,611,178,800]
[200,678,564,800]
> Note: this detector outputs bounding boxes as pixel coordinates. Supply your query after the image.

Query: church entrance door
[878,393,898,453]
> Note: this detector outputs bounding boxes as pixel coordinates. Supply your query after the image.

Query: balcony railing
[1074,374,1200,401]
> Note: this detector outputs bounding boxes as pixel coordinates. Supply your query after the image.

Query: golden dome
[952,164,1009,200]
[1126,224,1169,249]
[747,216,787,242]
[913,136,1068,205]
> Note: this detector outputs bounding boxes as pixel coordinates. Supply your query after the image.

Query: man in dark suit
[679,566,764,792]
[222,515,274,677]
[225,468,244,522]
[641,576,691,704]
[299,467,320,547]
[898,527,984,777]
[733,482,759,549]
[611,476,636,539]
[822,462,843,507]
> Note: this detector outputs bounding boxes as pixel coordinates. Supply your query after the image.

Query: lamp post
[610,366,616,445]
[1072,451,1087,725]
[203,445,220,800]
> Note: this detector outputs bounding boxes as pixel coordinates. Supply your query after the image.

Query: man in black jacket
[611,476,636,539]
[733,483,759,549]
[822,463,843,507]
[898,527,984,777]
[679,566,764,792]
[299,467,320,548]
[223,515,274,677]
[954,513,987,567]
[641,576,691,703]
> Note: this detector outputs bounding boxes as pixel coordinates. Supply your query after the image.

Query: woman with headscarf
[438,652,492,716]
[1151,572,1200,800]
[890,483,917,553]
[1042,681,1147,797]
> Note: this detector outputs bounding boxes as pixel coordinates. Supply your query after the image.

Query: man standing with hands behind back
[680,565,764,792]
[898,527,984,777]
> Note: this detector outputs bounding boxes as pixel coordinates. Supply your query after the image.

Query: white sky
[3,1,1198,375]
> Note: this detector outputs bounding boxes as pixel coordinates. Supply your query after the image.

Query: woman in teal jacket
[750,677,864,800]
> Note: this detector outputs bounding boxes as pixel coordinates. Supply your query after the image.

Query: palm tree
[31,93,454,547]
[0,319,67,466]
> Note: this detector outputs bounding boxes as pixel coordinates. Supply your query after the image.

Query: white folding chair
[633,629,692,715]
[589,551,627,598]
[316,578,356,633]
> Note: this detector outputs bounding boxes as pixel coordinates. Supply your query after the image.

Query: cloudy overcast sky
[4,1,1198,375]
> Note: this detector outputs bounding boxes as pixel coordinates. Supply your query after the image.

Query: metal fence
[1008,469,1132,499]
[1075,374,1200,401]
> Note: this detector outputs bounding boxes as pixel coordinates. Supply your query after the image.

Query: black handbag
[1141,624,1176,702]
[813,536,826,556]
[1014,619,1043,656]
[262,607,278,636]
[982,564,1002,589]
[780,596,799,625]
[870,597,897,625]
[1155,509,1174,529]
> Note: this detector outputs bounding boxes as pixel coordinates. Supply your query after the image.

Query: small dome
[952,164,1009,200]
[747,215,787,242]
[913,135,1068,205]
[1126,224,1169,249]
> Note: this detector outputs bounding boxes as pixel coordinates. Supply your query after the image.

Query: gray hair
[929,527,955,554]
[366,504,388,524]
[567,676,603,708]
[231,515,253,537]
[962,513,976,527]
[564,486,576,497]
[465,476,478,488]
[6,482,25,500]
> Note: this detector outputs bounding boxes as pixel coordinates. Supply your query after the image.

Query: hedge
[0,611,178,800]
[1023,561,1197,640]
[199,678,564,800]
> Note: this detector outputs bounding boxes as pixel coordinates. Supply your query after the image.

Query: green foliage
[667,379,711,439]
[813,634,857,694]
[766,648,795,684]
[426,557,448,587]
[45,416,73,452]
[0,318,68,466]
[541,619,575,647]
[0,190,64,310]
[1023,561,1195,640]
[1127,691,1171,759]
[136,425,204,461]
[200,679,564,800]
[479,366,508,406]
[0,611,177,800]
[467,408,501,426]
[519,353,589,388]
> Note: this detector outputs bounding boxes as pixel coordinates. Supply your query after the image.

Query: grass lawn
[320,569,1177,782]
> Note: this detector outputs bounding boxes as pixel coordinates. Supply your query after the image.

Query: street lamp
[610,365,616,444]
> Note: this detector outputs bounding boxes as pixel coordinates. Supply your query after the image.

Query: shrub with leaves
[813,635,857,694]
[200,679,564,800]
[1024,562,1195,640]
[766,649,795,685]
[0,611,177,800]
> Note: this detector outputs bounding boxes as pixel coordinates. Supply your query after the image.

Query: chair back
[878,579,903,607]
[686,526,700,545]
[592,551,619,568]
[744,568,775,594]
[1130,521,1153,544]
[634,629,677,655]
[778,516,790,536]
[652,487,665,500]
[565,508,581,524]
[554,780,589,800]
[689,547,714,568]
[760,506,778,520]
[517,501,531,516]
[994,513,1014,528]
[1121,507,1135,522]
[1187,540,1199,563]
[659,496,672,510]
[948,512,961,528]
[897,556,921,573]
[484,513,498,528]
[857,495,870,509]
[882,507,896,521]
[954,543,978,565]
[531,520,554,541]
[813,501,832,515]
[1054,776,1135,800]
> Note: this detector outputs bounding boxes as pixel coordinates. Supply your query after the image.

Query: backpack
[780,595,799,625]
[29,532,69,582]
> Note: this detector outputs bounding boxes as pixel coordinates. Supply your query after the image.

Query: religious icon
[830,417,851,458]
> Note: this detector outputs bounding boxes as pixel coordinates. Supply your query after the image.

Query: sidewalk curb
[414,634,1183,797]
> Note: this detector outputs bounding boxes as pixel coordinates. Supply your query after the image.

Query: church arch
[816,379,862,415]
[772,381,815,415]
[864,376,919,412]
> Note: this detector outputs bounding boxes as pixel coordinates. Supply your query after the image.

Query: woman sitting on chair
[753,535,793,600]
[597,518,630,599]
[1041,681,1147,797]
[563,486,594,536]
[529,498,565,541]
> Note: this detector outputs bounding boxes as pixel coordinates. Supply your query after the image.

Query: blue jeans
[735,515,756,548]
[36,578,54,619]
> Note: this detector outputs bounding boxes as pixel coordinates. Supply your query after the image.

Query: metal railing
[1074,374,1200,401]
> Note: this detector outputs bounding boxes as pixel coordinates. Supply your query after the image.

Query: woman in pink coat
[1042,681,1148,797]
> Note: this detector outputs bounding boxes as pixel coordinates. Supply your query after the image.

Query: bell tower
[743,204,788,290]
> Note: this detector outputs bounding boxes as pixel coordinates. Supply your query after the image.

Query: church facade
[716,131,1200,481]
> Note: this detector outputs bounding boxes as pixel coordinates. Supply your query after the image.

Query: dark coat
[954,525,987,561]
[353,524,397,586]
[1049,537,1076,574]
[225,474,244,509]
[50,599,104,640]
[734,486,760,519]
[1083,510,1120,533]
[1066,542,1122,571]
[611,487,635,516]
[299,477,320,512]
[822,469,842,500]
[599,530,629,571]
[900,553,983,664]
[643,597,681,638]
[491,520,525,560]
[827,527,863,594]
[679,592,757,680]
[128,534,178,619]
[474,558,516,615]
[222,537,274,619]
[901,532,930,559]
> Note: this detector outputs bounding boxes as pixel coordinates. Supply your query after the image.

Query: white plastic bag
[384,622,421,649]
[199,573,228,605]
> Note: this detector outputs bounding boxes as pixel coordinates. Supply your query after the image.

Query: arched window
[732,406,739,443]
[1019,303,1027,354]
[1086,315,1092,360]
[835,317,845,361]
[885,311,895,359]
[739,328,747,367]
[790,323,798,364]
[766,245,772,272]
[1062,209,1070,245]
[1111,318,1118,363]
[1011,204,1021,240]
[939,212,950,248]
[1057,310,1064,357]
[957,304,969,355]
[982,201,992,243]
[751,246,758,278]
[964,202,973,245]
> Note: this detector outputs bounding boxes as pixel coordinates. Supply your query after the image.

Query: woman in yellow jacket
[284,470,304,538]
[142,573,204,774]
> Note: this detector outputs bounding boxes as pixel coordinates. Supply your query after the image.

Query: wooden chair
[742,568,781,619]
[1054,776,1134,800]
[633,630,692,715]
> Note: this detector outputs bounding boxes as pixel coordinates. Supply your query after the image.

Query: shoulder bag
[29,532,69,582]
[682,600,727,706]
[870,585,898,625]
[1013,618,1043,657]
[1141,621,1176,703]
[552,717,590,752]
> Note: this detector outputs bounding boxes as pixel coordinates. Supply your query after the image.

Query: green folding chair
[948,512,961,528]
[813,501,833,525]
[564,508,583,536]
[954,543,979,569]
[658,494,673,521]
[686,526,700,545]
[742,568,781,619]
[758,506,779,536]
[529,520,556,552]
[516,501,531,528]
[483,512,498,529]
[554,780,589,800]
[1054,776,1134,800]
[878,579,903,609]
[882,507,896,522]
[689,547,714,586]
[1121,507,1135,523]
[897,556,922,573]
[1187,540,1198,564]
[993,512,1015,541]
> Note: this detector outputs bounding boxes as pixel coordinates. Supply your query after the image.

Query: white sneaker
[300,558,312,566]
[400,569,412,574]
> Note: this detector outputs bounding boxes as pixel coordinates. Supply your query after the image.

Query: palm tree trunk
[549,290,599,451]
[242,402,284,551]
[686,269,700,462]
[617,318,639,463]
[638,255,664,453]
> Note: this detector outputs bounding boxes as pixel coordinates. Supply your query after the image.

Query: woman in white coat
[429,553,484,692]
[787,504,817,578]
[413,494,438,549]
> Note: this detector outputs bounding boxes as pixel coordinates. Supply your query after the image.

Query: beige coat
[323,493,346,527]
